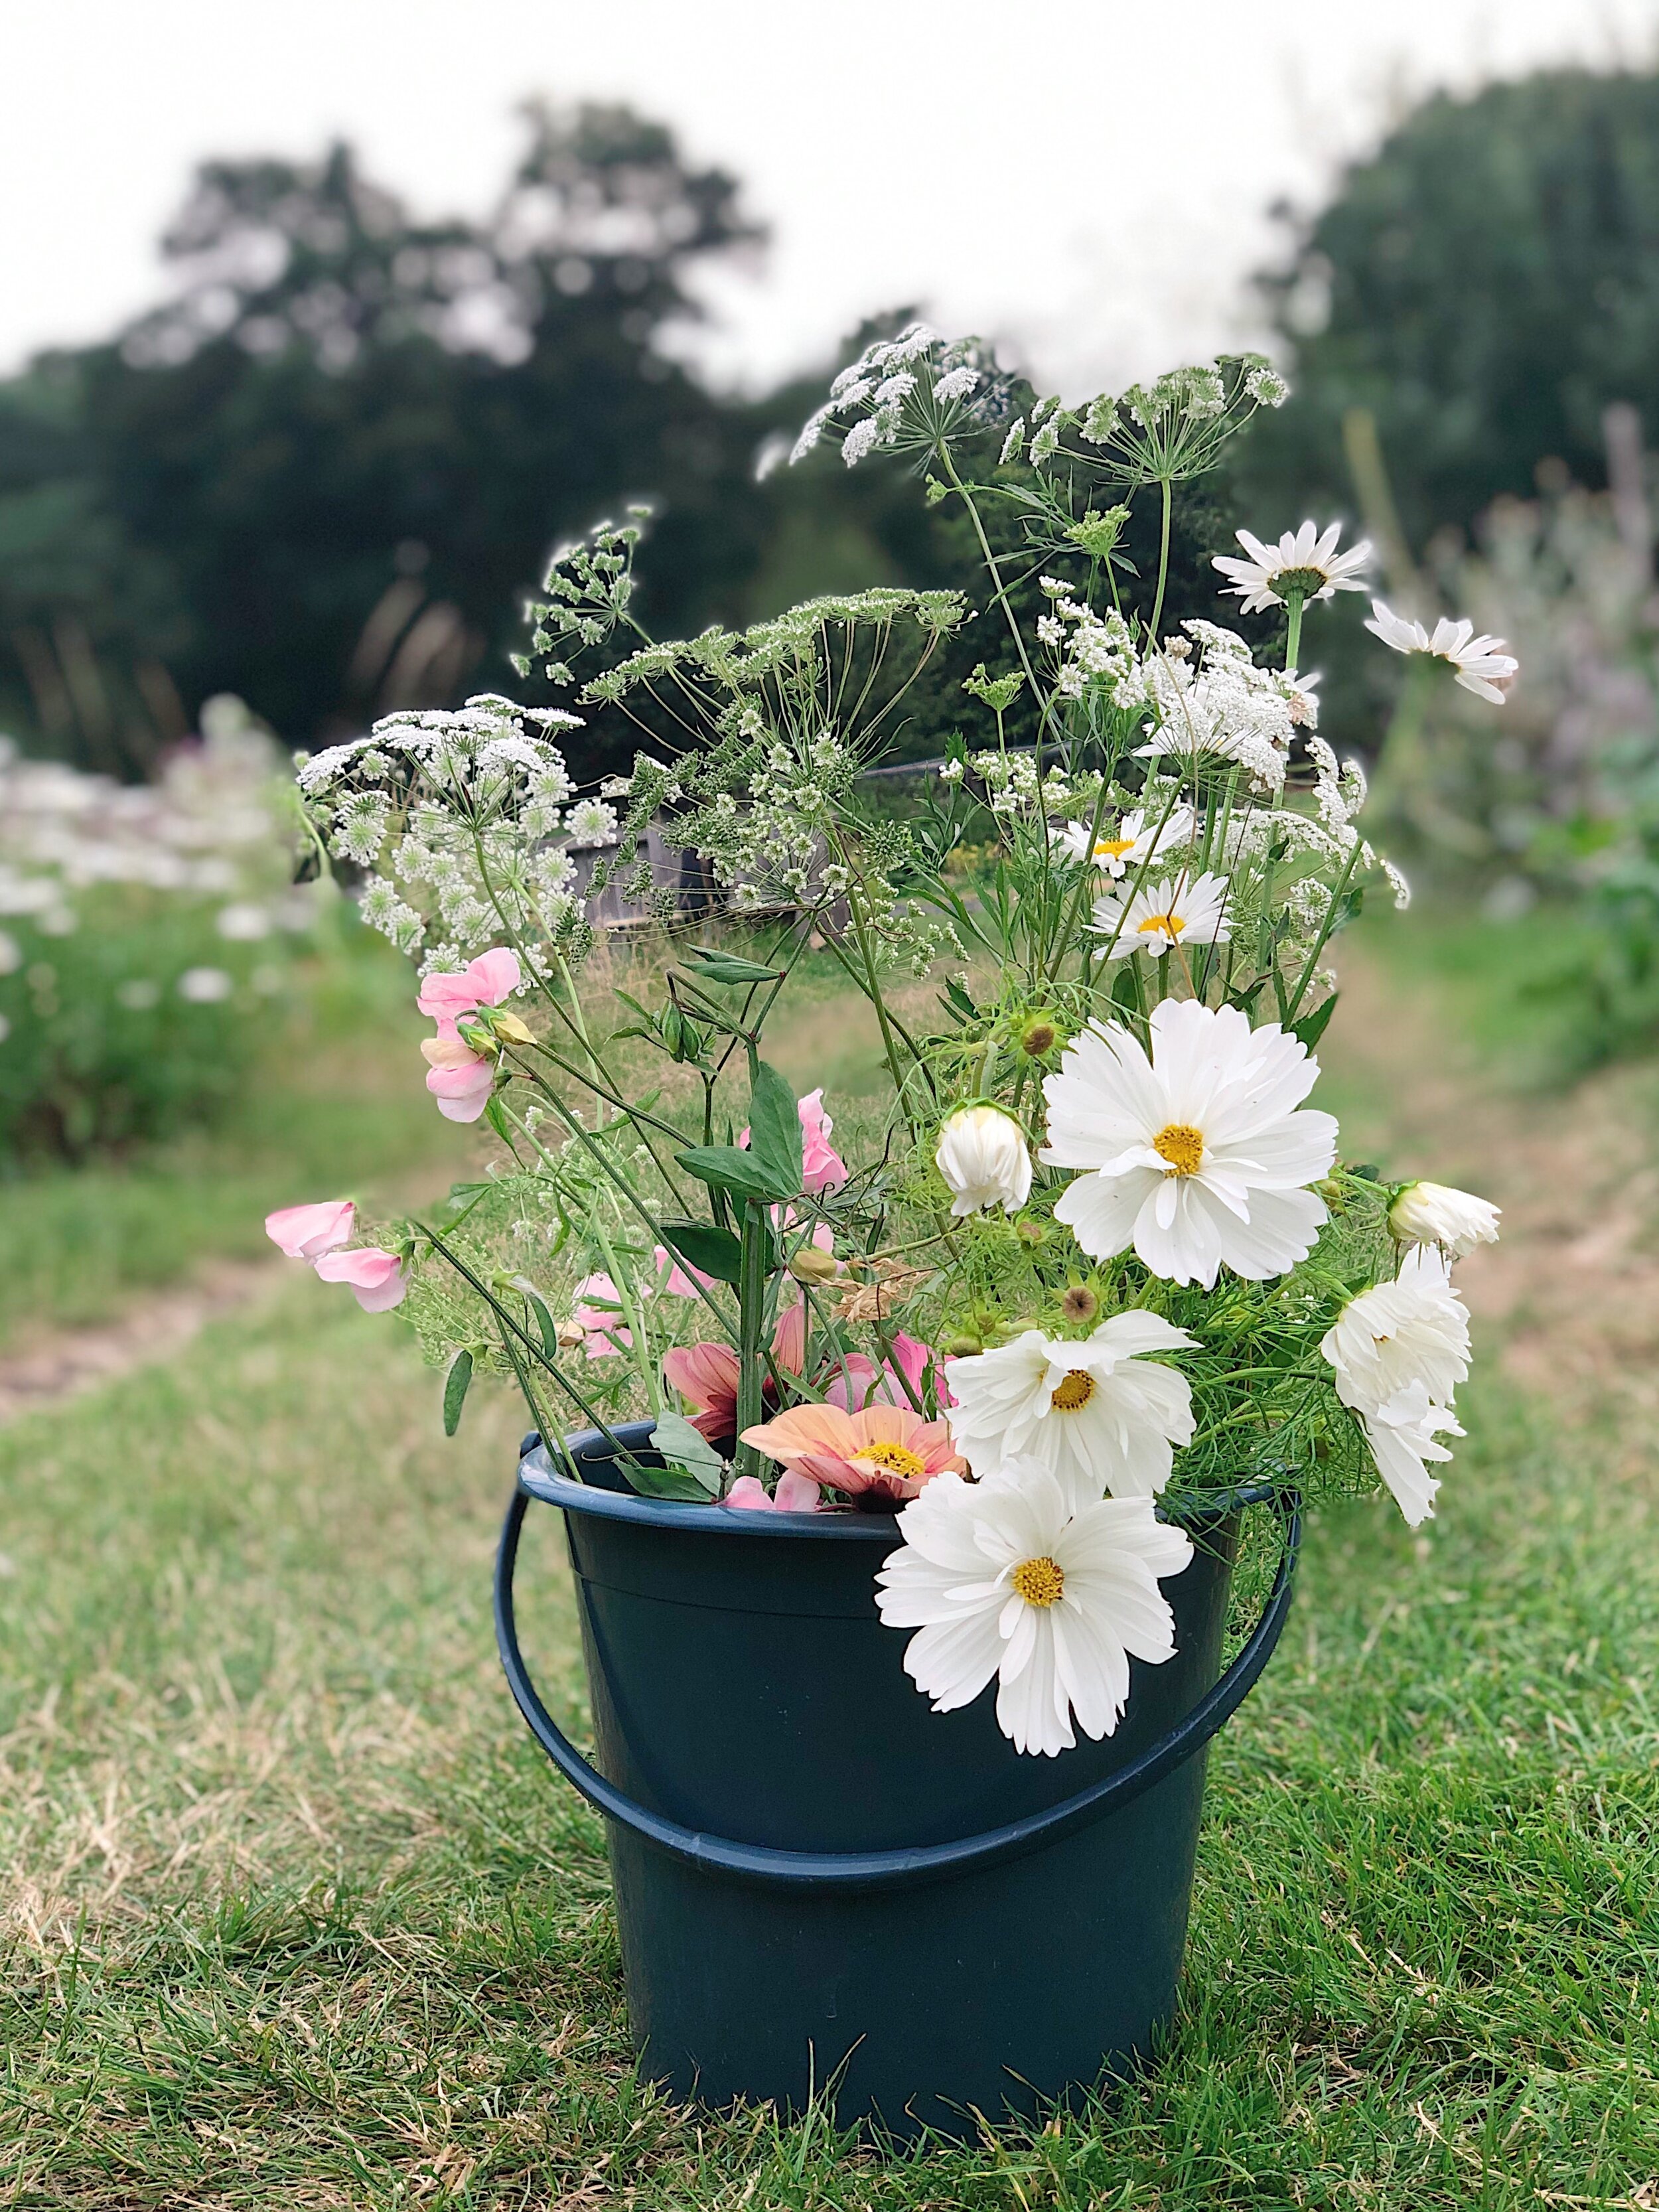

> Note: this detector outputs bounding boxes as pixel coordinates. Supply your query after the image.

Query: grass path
[0,929,1654,2207]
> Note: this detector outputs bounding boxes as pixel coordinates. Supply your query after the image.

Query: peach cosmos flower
[264,1199,355,1260]
[313,1246,409,1312]
[739,1400,966,1507]
[416,948,522,1023]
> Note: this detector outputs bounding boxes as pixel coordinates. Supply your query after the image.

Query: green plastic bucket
[497,1422,1298,2138]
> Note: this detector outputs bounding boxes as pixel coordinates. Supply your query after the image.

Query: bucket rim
[518,1427,1278,1542]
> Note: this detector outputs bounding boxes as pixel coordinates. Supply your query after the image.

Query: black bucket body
[500,1424,1297,2140]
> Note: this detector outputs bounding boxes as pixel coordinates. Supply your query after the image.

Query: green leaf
[745,1060,803,1197]
[683,947,782,985]
[676,1143,792,1203]
[618,1437,721,1502]
[442,1349,474,1437]
[648,1412,725,1495]
[656,1218,747,1287]
[483,1094,512,1142]
[1289,993,1339,1052]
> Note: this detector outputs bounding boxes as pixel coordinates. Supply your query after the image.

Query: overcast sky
[8,0,1658,398]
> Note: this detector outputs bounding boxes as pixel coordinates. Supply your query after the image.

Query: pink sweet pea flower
[417,948,522,1023]
[421,1029,495,1123]
[653,1244,723,1299]
[570,1272,638,1358]
[823,1332,950,1414]
[798,1088,847,1195]
[737,1089,848,1196]
[724,1471,823,1512]
[264,1199,355,1261]
[314,1246,409,1311]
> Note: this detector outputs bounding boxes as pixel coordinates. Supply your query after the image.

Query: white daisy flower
[1321,1246,1471,1417]
[1364,600,1518,703]
[1041,999,1338,1288]
[934,1105,1033,1218]
[944,1311,1196,1503]
[875,1461,1194,1757]
[1213,520,1372,615]
[1090,868,1231,960]
[1053,803,1196,879]
[1358,1380,1465,1528]
[1388,1179,1500,1259]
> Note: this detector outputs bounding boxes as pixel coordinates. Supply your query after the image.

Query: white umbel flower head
[1041,999,1338,1288]
[875,1461,1194,1757]
[1212,519,1372,615]
[1091,869,1231,960]
[935,1105,1033,1218]
[1054,803,1196,879]
[1388,1179,1501,1259]
[1321,1247,1472,1526]
[1364,600,1518,703]
[944,1311,1196,1502]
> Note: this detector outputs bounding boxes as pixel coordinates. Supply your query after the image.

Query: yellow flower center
[1094,836,1135,860]
[1049,1368,1096,1413]
[1153,1122,1205,1177]
[1137,910,1186,938]
[859,1441,928,1479]
[1010,1556,1065,1607]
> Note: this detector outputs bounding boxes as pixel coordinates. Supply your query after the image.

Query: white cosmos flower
[1388,1179,1500,1259]
[1320,1247,1471,1526]
[1041,999,1337,1287]
[1364,599,1518,703]
[944,1312,1196,1502]
[875,1461,1194,1757]
[934,1104,1033,1217]
[1054,803,1196,879]
[1091,869,1231,960]
[1213,519,1372,615]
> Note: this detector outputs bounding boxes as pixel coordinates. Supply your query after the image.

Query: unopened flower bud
[492,1009,536,1045]
[788,1243,841,1285]
[1021,1020,1058,1057]
[1388,1179,1500,1259]
[934,1105,1033,1218]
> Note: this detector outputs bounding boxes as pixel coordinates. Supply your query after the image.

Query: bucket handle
[495,1481,1300,1895]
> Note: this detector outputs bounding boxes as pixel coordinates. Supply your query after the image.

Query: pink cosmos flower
[725,1471,824,1513]
[739,1400,965,1507]
[570,1272,640,1358]
[265,1199,355,1261]
[313,1246,409,1312]
[737,1088,848,1196]
[421,1028,495,1123]
[823,1332,951,1414]
[417,948,522,1023]
[663,1300,807,1444]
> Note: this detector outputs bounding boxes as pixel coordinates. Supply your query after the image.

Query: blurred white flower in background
[177,966,234,1003]
[1365,601,1519,703]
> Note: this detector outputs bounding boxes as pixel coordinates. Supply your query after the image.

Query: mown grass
[0,907,1652,2205]
[0,935,452,1348]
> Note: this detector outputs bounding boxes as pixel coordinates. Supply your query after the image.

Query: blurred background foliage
[9,57,1659,1156]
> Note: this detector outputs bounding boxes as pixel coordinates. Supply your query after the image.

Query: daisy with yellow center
[1091,869,1232,962]
[945,1311,1197,1507]
[739,1400,964,1507]
[876,1461,1195,1757]
[1054,803,1195,880]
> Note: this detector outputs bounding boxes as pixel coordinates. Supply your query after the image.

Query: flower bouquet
[265,328,1511,2126]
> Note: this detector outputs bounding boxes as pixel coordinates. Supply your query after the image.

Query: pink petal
[264,1199,354,1261]
[774,1470,823,1512]
[723,1475,778,1511]
[314,1246,409,1311]
[653,1244,721,1299]
[417,946,522,1020]
[425,1057,494,1122]
[466,947,522,1007]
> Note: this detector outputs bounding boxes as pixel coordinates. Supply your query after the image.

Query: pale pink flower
[724,1471,824,1513]
[417,948,522,1023]
[824,1332,950,1414]
[313,1246,409,1312]
[421,1028,495,1123]
[737,1088,848,1195]
[570,1272,638,1358]
[264,1199,355,1261]
[654,1244,723,1299]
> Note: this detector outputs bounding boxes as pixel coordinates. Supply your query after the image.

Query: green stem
[734,1201,770,1483]
[1147,478,1173,642]
[1283,589,1306,673]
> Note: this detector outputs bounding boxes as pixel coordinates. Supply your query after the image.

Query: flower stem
[734,1199,770,1483]
[1283,589,1305,672]
[1147,478,1173,642]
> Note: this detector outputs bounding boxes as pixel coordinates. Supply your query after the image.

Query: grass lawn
[0,912,1653,2207]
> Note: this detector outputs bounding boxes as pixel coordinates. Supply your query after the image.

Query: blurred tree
[1244,66,1659,545]
[0,105,772,767]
